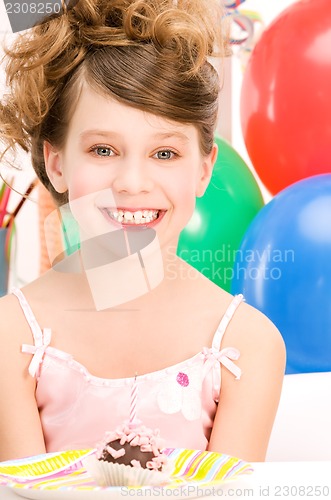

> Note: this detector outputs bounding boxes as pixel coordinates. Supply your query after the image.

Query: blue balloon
[231,174,331,374]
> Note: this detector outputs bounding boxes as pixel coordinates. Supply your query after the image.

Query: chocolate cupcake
[84,423,171,487]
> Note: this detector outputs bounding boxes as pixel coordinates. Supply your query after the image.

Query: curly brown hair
[0,0,229,205]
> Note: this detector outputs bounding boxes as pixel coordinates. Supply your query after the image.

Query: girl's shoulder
[0,291,30,339]
[215,290,286,377]
[193,269,285,357]
[0,292,35,369]
[179,266,284,361]
[230,299,285,357]
[0,274,56,372]
[0,291,38,411]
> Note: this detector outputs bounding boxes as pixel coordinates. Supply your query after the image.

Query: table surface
[1,461,331,499]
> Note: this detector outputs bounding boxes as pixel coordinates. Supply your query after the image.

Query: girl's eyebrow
[151,132,190,144]
[79,129,190,144]
[79,130,119,141]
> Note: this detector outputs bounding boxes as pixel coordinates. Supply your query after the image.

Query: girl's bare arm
[208,303,286,462]
[0,295,46,461]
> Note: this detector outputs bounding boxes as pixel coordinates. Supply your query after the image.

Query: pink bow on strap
[22,328,52,378]
[203,346,242,380]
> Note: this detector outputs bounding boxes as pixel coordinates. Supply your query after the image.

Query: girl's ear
[195,142,218,198]
[43,141,68,194]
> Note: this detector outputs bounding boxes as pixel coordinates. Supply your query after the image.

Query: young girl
[0,0,285,462]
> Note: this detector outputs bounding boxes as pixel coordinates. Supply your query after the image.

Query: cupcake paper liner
[83,455,170,487]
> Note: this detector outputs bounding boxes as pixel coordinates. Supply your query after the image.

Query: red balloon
[241,0,331,194]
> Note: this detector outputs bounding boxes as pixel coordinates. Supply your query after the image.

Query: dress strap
[203,294,244,399]
[11,288,44,344]
[211,294,244,351]
[11,287,52,379]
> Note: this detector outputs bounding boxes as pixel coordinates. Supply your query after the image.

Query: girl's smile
[99,207,167,228]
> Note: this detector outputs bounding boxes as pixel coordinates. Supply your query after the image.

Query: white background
[0,0,297,287]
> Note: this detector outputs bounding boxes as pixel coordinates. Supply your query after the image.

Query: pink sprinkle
[106,446,126,459]
[176,372,189,387]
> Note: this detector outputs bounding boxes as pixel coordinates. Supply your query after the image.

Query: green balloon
[177,136,264,291]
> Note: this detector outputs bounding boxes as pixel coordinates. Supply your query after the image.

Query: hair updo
[0,0,229,205]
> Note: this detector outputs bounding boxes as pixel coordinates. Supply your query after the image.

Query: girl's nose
[112,163,154,195]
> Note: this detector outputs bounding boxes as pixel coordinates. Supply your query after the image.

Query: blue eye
[92,146,114,157]
[154,150,177,160]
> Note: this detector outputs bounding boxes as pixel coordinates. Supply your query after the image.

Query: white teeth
[124,211,133,221]
[105,209,159,224]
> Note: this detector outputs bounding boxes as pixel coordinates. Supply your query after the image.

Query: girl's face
[44,84,217,251]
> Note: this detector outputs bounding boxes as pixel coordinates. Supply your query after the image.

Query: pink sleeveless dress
[12,288,243,453]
